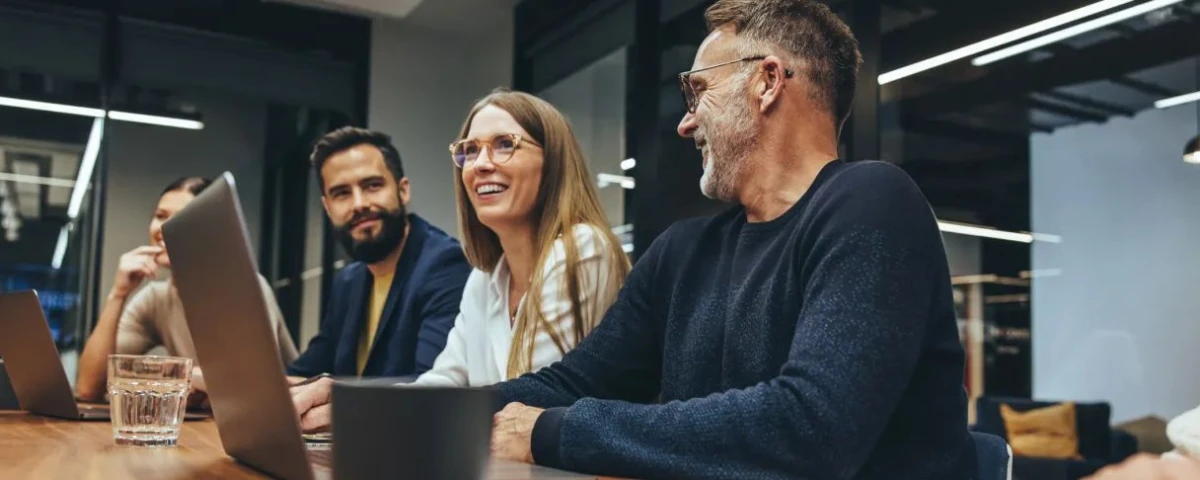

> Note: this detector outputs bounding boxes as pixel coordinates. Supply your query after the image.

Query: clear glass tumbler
[107,354,192,446]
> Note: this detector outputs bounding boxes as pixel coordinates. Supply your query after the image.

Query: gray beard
[699,99,758,202]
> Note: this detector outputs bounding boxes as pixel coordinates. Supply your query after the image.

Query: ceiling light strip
[878,0,1136,84]
[108,110,204,130]
[0,95,204,130]
[936,221,1062,244]
[972,0,1184,66]
[0,172,76,188]
[66,118,105,219]
[1154,90,1200,109]
[51,225,70,269]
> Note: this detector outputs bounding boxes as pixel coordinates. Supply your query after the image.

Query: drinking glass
[107,354,192,446]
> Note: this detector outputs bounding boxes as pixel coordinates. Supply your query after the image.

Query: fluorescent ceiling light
[51,225,70,269]
[0,172,75,188]
[0,96,106,117]
[620,158,637,170]
[108,110,204,130]
[597,173,636,190]
[878,0,1135,85]
[0,95,204,130]
[973,0,1183,66]
[66,118,105,219]
[936,221,1063,244]
[1154,90,1200,109]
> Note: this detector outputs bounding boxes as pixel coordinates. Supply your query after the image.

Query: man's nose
[677,110,699,138]
[351,188,368,209]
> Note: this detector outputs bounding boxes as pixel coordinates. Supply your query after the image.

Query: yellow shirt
[356,271,395,375]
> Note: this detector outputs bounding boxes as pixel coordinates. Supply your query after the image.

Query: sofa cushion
[1001,402,1082,459]
[977,397,1114,461]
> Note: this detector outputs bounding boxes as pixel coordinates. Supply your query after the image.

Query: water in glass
[107,355,192,446]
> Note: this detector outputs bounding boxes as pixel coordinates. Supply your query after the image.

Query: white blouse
[411,224,620,387]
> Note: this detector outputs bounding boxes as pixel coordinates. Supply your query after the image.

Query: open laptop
[163,172,330,480]
[0,291,211,421]
[0,290,112,420]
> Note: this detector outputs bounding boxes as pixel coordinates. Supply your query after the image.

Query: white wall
[100,92,267,299]
[367,15,514,234]
[1031,103,1200,422]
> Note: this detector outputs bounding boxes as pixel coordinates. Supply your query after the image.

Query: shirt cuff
[530,407,568,470]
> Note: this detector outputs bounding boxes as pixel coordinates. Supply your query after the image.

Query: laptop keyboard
[307,446,333,468]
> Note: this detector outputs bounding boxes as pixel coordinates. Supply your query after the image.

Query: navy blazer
[287,214,471,377]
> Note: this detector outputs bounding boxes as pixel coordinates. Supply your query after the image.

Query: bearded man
[286,127,470,379]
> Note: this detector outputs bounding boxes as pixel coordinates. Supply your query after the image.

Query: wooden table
[0,411,595,479]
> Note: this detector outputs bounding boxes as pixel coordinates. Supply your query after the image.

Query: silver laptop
[163,172,330,480]
[0,290,116,420]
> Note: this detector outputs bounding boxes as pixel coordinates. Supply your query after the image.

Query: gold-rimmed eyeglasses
[448,133,541,168]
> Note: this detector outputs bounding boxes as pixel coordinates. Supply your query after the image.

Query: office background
[1,0,1199,466]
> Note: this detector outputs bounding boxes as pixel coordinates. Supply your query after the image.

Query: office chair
[973,431,1013,480]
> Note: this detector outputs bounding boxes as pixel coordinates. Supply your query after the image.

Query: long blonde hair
[452,88,631,379]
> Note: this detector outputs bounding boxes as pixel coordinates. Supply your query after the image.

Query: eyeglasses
[677,56,795,113]
[448,133,540,168]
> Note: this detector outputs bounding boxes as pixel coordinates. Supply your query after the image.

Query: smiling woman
[412,88,633,385]
[74,176,298,402]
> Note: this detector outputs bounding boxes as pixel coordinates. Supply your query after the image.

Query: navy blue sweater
[498,160,976,479]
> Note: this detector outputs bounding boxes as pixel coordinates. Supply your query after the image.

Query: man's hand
[491,402,543,464]
[1086,453,1200,480]
[291,376,335,433]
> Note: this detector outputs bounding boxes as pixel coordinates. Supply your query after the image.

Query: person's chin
[351,223,383,238]
[478,211,525,232]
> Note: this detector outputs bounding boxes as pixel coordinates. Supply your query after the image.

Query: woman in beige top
[75,177,297,401]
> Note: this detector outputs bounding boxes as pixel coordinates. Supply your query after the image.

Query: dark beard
[335,207,408,264]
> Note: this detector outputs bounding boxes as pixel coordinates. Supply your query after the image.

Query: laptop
[0,291,207,421]
[0,290,111,420]
[163,172,330,480]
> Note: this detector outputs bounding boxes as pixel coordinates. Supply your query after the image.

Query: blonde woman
[291,89,630,430]
[411,89,631,386]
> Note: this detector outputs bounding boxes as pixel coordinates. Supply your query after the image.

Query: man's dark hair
[705,0,862,130]
[310,127,405,192]
[160,176,212,197]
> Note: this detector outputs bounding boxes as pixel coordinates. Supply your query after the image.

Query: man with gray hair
[295,0,976,477]
[487,1,976,477]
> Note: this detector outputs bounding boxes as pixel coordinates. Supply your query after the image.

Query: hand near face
[1086,453,1200,480]
[491,402,543,464]
[291,376,335,433]
[112,246,163,297]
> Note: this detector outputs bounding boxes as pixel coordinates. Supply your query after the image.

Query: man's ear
[397,177,411,207]
[757,56,789,114]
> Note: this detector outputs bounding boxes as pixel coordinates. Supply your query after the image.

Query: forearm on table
[75,291,128,401]
[533,369,911,480]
